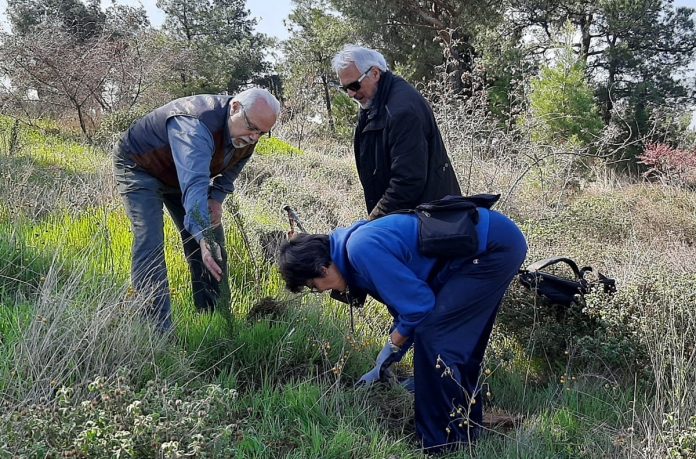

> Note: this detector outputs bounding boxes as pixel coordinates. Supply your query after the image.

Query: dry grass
[1,100,696,456]
[3,261,193,405]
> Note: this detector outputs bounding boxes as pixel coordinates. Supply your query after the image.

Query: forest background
[1,0,696,457]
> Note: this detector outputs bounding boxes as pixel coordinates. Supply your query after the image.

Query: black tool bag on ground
[394,193,500,258]
[518,257,616,307]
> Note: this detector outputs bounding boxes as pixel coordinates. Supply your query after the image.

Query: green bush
[330,92,358,141]
[254,136,304,156]
[524,27,603,147]
[92,107,151,149]
[655,413,696,458]
[0,374,243,458]
[497,284,602,365]
[498,269,696,381]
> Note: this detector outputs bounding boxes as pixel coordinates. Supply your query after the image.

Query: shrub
[0,374,242,458]
[499,269,696,382]
[650,414,696,458]
[92,107,151,150]
[254,136,304,156]
[525,34,603,147]
[638,142,696,186]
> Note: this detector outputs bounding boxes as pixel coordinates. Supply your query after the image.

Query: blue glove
[356,338,401,387]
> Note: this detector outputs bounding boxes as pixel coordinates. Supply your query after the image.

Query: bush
[638,142,696,187]
[92,107,151,150]
[525,36,603,148]
[498,269,696,382]
[254,136,304,156]
[0,374,242,458]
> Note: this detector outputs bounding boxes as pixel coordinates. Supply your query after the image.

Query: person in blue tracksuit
[278,207,527,453]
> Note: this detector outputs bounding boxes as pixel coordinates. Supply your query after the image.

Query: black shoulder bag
[518,257,616,307]
[396,193,501,258]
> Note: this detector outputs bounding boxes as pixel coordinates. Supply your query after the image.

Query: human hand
[200,238,223,282]
[208,199,223,227]
[354,338,401,388]
[375,337,401,370]
[355,366,381,387]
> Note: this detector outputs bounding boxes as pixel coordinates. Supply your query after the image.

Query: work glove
[355,338,401,388]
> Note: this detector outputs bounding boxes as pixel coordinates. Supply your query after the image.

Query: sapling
[191,207,233,325]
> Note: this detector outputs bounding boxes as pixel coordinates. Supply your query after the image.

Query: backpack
[518,257,617,307]
[395,193,501,258]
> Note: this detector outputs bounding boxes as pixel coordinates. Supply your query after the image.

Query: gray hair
[331,45,389,74]
[233,87,281,115]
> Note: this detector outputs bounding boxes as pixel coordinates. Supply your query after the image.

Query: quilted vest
[119,95,255,187]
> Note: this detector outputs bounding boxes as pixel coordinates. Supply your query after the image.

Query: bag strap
[525,257,584,280]
[415,193,501,212]
[459,193,501,209]
[389,194,501,219]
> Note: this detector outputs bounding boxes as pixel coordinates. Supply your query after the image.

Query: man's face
[338,63,380,109]
[306,264,347,293]
[229,100,277,148]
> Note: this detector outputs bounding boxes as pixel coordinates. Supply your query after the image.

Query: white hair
[331,45,389,74]
[232,87,281,115]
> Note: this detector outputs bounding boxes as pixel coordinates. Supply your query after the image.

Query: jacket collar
[224,98,236,149]
[329,221,370,306]
[360,70,394,132]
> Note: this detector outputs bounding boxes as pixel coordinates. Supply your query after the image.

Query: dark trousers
[113,150,227,331]
[413,211,527,453]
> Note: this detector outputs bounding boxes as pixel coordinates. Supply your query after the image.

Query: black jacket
[354,71,461,218]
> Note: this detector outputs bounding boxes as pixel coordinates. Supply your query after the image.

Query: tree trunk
[440,29,477,95]
[578,13,593,64]
[74,101,90,139]
[320,73,335,134]
[603,61,616,125]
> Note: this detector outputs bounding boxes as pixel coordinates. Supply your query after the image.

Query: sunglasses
[239,104,269,136]
[340,66,373,93]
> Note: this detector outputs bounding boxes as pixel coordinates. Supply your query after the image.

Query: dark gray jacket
[354,72,461,218]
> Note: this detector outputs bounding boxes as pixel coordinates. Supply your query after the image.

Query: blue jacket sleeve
[209,155,251,203]
[346,228,435,336]
[167,116,215,243]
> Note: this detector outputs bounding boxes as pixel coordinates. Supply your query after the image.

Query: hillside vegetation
[1,0,696,455]
[0,113,695,458]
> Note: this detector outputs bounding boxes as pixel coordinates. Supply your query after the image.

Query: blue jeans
[113,147,227,331]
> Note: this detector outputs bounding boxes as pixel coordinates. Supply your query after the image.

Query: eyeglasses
[340,66,373,93]
[239,104,269,136]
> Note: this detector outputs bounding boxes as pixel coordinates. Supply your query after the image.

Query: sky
[1,0,695,40]
[0,0,294,38]
[97,0,294,40]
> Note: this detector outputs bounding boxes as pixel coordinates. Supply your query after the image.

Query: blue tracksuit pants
[412,210,527,452]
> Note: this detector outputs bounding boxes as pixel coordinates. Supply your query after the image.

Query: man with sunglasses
[113,88,280,331]
[332,45,461,220]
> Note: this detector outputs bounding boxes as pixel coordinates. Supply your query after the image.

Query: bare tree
[0,24,189,138]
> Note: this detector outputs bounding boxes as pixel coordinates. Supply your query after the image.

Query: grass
[254,136,305,157]
[1,115,696,457]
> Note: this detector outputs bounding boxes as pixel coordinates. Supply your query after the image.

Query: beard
[357,98,372,110]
